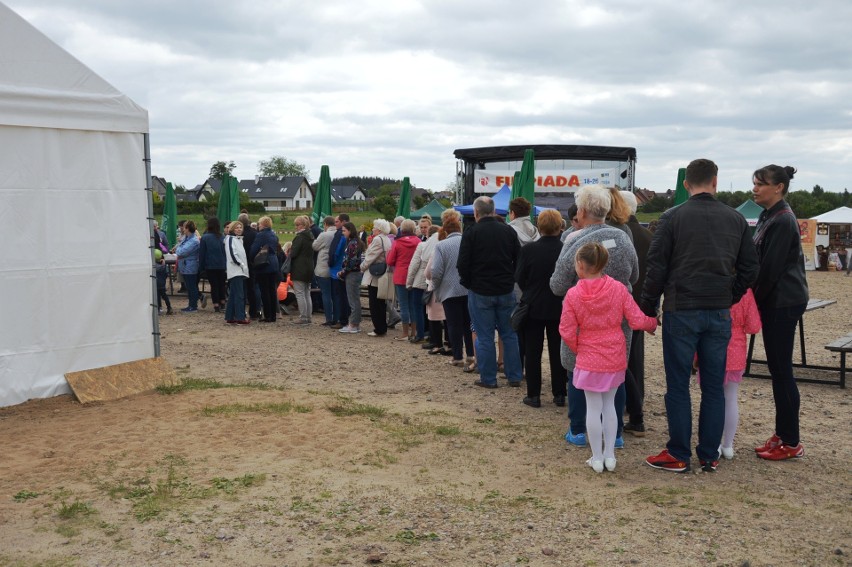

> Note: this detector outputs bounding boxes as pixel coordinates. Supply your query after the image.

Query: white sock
[585,391,604,462]
[601,389,618,459]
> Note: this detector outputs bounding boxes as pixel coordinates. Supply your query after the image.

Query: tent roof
[410,199,446,222]
[454,184,552,216]
[454,144,636,163]
[0,3,148,133]
[811,206,852,223]
[735,199,764,219]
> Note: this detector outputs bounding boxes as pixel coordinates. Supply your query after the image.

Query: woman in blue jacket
[249,216,281,323]
[199,217,227,312]
[175,220,201,312]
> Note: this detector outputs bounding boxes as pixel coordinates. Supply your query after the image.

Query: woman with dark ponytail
[751,165,809,461]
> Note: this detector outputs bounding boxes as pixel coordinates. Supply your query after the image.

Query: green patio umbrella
[673,167,689,206]
[510,149,536,215]
[162,182,178,248]
[311,165,333,226]
[216,171,240,228]
[396,177,411,219]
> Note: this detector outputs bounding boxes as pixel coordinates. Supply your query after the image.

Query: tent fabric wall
[0,3,152,407]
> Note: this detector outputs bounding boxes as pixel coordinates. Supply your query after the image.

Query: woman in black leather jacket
[751,164,809,461]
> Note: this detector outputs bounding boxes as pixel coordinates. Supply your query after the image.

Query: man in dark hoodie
[238,213,261,319]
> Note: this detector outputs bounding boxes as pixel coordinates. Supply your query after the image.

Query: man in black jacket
[458,197,522,388]
[640,159,758,473]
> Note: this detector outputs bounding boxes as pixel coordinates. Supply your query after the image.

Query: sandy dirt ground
[1,271,850,567]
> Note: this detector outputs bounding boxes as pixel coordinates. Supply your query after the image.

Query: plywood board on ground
[65,357,179,404]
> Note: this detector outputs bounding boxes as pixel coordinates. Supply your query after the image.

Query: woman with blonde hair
[361,218,394,336]
[430,218,474,367]
[224,221,250,324]
[289,215,315,325]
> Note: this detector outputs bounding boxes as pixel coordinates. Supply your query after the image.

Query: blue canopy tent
[454,184,551,216]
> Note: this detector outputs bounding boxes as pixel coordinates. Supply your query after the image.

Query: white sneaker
[586,458,604,473]
[604,457,617,472]
[720,446,735,460]
[338,325,354,333]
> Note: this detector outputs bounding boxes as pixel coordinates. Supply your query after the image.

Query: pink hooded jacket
[560,275,657,372]
[726,288,761,371]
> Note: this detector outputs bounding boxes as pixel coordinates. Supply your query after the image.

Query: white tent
[0,3,155,407]
[811,206,852,224]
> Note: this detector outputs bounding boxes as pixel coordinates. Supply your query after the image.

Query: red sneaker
[754,434,781,453]
[757,443,804,461]
[646,449,690,472]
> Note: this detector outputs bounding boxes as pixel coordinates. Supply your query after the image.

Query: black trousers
[443,296,473,360]
[207,268,227,306]
[256,272,278,322]
[761,303,807,446]
[625,330,645,423]
[246,271,261,318]
[368,285,387,335]
[523,317,567,398]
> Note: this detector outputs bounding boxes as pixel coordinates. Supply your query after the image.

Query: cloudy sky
[6,0,851,194]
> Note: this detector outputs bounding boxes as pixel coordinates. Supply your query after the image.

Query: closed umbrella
[510,149,535,216]
[162,182,178,248]
[396,176,411,219]
[673,167,689,206]
[227,175,240,222]
[216,171,235,228]
[311,165,333,225]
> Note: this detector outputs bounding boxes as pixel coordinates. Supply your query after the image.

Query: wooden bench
[825,332,852,389]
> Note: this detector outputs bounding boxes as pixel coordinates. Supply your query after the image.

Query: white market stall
[0,3,156,407]
[811,206,852,270]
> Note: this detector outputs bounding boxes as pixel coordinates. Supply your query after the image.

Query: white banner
[474,168,620,193]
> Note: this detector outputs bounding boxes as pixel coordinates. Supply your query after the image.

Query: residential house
[634,188,656,207]
[432,190,455,202]
[152,175,168,198]
[238,176,314,211]
[330,185,368,202]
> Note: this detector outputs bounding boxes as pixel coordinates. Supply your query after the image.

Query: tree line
[641,185,850,218]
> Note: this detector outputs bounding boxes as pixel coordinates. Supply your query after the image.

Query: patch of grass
[359,449,398,468]
[201,402,311,417]
[631,486,691,507]
[57,500,95,520]
[392,529,439,545]
[13,490,40,502]
[434,425,460,436]
[210,473,267,494]
[326,397,386,418]
[156,377,285,395]
[475,417,495,424]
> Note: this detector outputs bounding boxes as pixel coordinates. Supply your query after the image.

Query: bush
[153,201,265,215]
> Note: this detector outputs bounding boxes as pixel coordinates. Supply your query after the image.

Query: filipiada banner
[473,168,620,193]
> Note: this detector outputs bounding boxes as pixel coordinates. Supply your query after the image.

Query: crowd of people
[160,158,810,474]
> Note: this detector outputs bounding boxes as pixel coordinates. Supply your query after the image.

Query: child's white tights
[722,382,739,449]
[585,389,617,462]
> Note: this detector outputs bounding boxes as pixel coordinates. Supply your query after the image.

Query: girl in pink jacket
[560,242,658,473]
[697,288,761,460]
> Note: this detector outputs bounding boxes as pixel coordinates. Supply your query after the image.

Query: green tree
[372,195,397,220]
[210,160,236,180]
[413,195,426,209]
[174,184,187,194]
[258,155,310,180]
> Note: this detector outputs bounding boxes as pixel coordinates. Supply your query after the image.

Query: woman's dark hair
[185,220,196,233]
[566,204,578,221]
[206,216,221,237]
[343,221,364,251]
[753,164,797,195]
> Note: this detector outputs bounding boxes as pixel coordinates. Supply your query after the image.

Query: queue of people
[165,158,809,474]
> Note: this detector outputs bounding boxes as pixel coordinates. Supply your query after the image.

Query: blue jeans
[409,288,425,339]
[468,291,522,385]
[225,277,246,321]
[396,284,412,324]
[332,277,350,325]
[316,277,334,323]
[662,309,731,463]
[760,303,807,446]
[183,273,199,309]
[568,374,626,436]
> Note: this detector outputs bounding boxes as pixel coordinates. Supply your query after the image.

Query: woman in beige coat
[360,219,393,337]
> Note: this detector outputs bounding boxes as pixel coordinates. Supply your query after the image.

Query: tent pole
[144,133,161,357]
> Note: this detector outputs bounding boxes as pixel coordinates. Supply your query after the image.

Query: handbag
[422,289,433,305]
[369,261,387,276]
[376,272,396,301]
[253,245,270,267]
[510,301,529,331]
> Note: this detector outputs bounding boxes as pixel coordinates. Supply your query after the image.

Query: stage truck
[453,144,636,214]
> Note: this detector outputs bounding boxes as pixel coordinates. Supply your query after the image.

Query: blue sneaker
[565,431,587,447]
[614,436,624,449]
[181,307,197,313]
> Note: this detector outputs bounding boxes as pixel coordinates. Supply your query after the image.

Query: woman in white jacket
[224,221,250,324]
